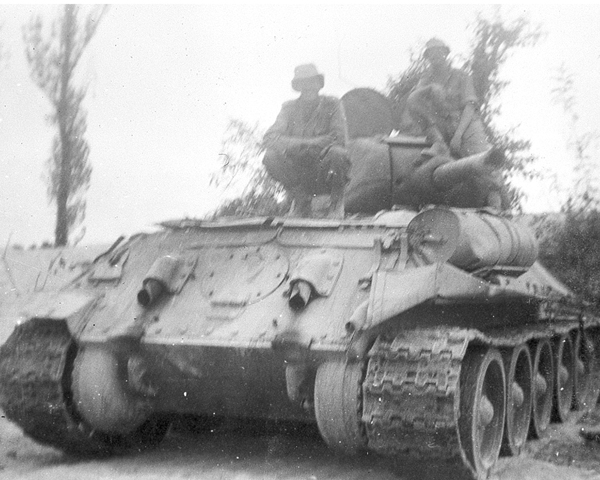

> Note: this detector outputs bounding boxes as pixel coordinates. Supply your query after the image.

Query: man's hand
[303,135,335,158]
[420,84,445,104]
[286,135,335,161]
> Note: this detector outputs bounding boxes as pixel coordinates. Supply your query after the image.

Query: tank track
[361,324,600,477]
[0,319,115,455]
[363,329,472,473]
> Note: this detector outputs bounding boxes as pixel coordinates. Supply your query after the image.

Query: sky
[0,3,599,247]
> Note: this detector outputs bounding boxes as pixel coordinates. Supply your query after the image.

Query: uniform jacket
[416,67,479,126]
[263,95,348,152]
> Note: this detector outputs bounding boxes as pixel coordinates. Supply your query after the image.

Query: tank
[0,89,599,480]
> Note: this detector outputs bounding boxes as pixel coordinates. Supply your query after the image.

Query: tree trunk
[54,5,74,247]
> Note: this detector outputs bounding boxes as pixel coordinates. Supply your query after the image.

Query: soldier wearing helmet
[263,63,350,219]
[407,38,504,208]
[407,38,490,158]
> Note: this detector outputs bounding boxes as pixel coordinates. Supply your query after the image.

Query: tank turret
[342,88,505,213]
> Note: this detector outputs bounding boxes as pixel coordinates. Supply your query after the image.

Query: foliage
[469,13,543,209]
[468,13,542,124]
[550,64,600,210]
[23,5,107,246]
[209,119,289,217]
[538,211,600,306]
[386,11,543,210]
[536,64,600,305]
[386,49,426,135]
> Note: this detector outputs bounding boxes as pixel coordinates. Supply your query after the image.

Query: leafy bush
[538,210,600,306]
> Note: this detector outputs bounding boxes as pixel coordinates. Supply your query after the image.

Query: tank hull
[0,210,598,479]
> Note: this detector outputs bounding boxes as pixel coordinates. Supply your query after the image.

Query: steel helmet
[424,38,450,56]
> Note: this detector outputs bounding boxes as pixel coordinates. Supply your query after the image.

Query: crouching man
[263,63,350,218]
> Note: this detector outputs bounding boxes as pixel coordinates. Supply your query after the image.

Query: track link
[363,329,474,473]
[0,319,118,455]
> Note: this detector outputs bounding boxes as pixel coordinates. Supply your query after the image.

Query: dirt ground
[1,410,600,480]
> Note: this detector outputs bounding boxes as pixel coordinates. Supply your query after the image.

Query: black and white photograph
[1,4,600,480]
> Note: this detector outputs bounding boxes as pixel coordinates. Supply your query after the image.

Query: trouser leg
[458,116,492,158]
[458,120,508,209]
[263,148,316,217]
[318,146,350,219]
[407,87,451,157]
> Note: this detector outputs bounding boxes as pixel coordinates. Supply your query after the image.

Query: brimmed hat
[291,63,325,92]
[424,38,450,56]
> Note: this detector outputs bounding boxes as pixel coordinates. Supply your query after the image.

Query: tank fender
[366,263,504,328]
[365,262,542,329]
[12,290,97,336]
[367,265,439,327]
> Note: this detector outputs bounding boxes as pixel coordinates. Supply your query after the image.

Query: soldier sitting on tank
[407,38,505,209]
[263,63,350,219]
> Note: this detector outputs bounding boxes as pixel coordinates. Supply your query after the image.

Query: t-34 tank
[1,90,599,480]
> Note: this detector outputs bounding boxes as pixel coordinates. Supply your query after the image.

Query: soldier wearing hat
[407,38,504,208]
[263,63,350,218]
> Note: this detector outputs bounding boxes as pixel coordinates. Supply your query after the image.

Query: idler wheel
[500,344,532,456]
[553,334,574,422]
[459,347,506,478]
[73,345,155,435]
[314,359,366,454]
[573,329,595,411]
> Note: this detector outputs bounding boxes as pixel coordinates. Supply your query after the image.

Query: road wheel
[459,347,506,478]
[573,329,596,411]
[72,345,170,453]
[530,338,554,438]
[500,344,532,456]
[553,333,574,422]
[314,359,366,454]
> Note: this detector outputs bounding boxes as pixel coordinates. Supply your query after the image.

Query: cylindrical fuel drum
[406,207,538,271]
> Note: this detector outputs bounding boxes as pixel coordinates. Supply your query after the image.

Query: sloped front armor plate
[289,250,344,297]
[200,245,288,306]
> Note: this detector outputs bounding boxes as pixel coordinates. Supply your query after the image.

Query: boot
[421,126,450,158]
[288,190,312,218]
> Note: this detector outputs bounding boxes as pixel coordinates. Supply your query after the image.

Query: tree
[550,64,599,211]
[209,119,289,217]
[387,12,543,210]
[23,5,107,246]
[469,13,543,208]
[536,65,600,304]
